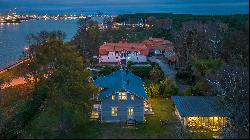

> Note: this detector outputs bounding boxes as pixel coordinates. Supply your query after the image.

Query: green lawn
[87,98,191,139]
[21,98,221,139]
[91,98,220,139]
[130,99,180,139]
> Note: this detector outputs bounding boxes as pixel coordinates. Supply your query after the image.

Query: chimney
[126,70,128,75]
[127,80,129,85]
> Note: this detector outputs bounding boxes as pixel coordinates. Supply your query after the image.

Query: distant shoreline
[0,2,249,16]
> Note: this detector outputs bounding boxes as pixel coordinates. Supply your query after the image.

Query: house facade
[98,38,177,64]
[99,41,148,64]
[94,69,148,122]
[171,96,227,131]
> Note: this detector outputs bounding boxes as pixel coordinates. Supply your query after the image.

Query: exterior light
[24,47,29,51]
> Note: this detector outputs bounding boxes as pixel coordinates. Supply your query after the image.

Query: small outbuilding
[171,96,227,131]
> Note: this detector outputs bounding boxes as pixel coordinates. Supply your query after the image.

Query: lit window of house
[128,108,134,116]
[111,95,115,100]
[118,92,127,100]
[131,95,134,100]
[111,107,118,116]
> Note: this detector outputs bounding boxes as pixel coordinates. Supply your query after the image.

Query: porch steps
[126,119,136,127]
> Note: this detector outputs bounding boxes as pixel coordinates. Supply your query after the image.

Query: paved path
[0,77,27,89]
[148,56,176,79]
[0,58,31,90]
[0,58,29,74]
[148,56,187,93]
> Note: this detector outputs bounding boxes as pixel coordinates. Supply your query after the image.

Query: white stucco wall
[99,51,147,63]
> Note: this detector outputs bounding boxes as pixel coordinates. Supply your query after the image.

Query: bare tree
[206,64,249,139]
[206,21,227,59]
[221,30,249,67]
[72,18,101,58]
[174,21,209,66]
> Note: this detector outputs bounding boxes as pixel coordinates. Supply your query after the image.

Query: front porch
[90,104,101,120]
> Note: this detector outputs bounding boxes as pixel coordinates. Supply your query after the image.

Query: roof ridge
[94,69,148,100]
[121,70,124,89]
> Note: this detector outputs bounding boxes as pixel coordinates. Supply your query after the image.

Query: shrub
[192,58,223,76]
[0,83,48,139]
[129,66,151,79]
[159,78,178,98]
[176,71,189,79]
[176,71,195,84]
[95,66,117,78]
[145,83,160,98]
[127,61,133,69]
[149,67,164,83]
[183,85,202,96]
[183,86,193,96]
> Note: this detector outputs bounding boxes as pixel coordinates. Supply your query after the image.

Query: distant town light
[24,47,29,51]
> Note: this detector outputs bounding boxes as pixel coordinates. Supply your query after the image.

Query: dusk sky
[1,0,249,7]
[0,0,249,15]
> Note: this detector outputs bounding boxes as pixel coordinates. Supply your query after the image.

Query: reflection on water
[0,20,78,69]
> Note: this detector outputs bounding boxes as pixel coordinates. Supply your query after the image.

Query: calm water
[0,3,249,69]
[0,20,78,69]
[0,3,249,15]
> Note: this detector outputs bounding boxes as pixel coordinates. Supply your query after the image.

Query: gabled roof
[142,38,174,50]
[94,69,148,100]
[99,41,149,55]
[171,96,226,117]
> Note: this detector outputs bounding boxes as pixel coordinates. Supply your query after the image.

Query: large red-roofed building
[99,40,148,64]
[98,38,177,64]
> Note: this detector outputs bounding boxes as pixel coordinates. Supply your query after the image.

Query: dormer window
[131,95,134,100]
[118,92,127,100]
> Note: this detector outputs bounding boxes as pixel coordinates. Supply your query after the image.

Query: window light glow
[111,107,118,116]
[112,95,115,100]
[118,92,127,100]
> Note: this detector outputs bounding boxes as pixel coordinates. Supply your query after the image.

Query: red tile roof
[143,38,173,50]
[99,38,174,56]
[99,41,149,55]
